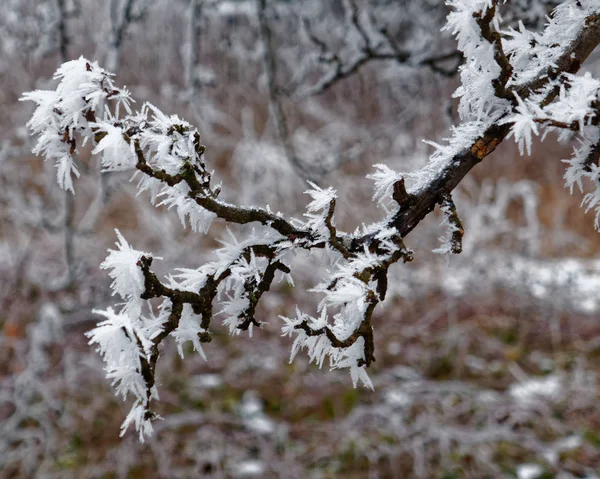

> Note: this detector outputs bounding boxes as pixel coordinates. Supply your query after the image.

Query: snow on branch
[20,59,132,191]
[21,0,600,441]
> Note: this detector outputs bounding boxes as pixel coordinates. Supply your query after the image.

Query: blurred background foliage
[1,0,600,477]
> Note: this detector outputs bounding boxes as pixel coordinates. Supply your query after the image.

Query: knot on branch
[392,178,417,211]
[197,331,213,343]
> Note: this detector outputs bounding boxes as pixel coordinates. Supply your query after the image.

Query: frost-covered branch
[355,0,600,248]
[22,58,410,435]
[21,0,600,442]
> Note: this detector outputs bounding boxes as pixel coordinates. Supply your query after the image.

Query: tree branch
[355,11,600,248]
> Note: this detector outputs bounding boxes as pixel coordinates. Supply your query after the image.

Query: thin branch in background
[185,0,203,94]
[57,0,77,288]
[56,0,69,62]
[101,0,154,208]
[257,0,316,182]
[107,0,151,72]
[298,1,463,96]
[64,192,76,286]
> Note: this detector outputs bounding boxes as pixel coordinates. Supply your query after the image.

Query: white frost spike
[220,295,251,335]
[336,339,374,389]
[171,304,208,360]
[367,164,403,206]
[86,308,152,401]
[581,163,600,230]
[87,307,159,442]
[101,229,155,301]
[444,0,495,57]
[336,249,382,276]
[305,181,337,212]
[56,155,80,192]
[120,401,155,443]
[545,72,600,132]
[318,276,368,312]
[280,307,373,389]
[21,57,131,191]
[91,122,137,172]
[563,130,600,195]
[169,265,215,291]
[158,188,216,233]
[500,94,540,155]
[433,200,461,256]
[21,89,60,136]
[303,181,339,241]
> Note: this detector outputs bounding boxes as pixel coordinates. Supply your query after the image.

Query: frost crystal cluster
[22,0,600,440]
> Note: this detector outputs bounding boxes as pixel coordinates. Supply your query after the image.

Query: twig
[257,0,314,181]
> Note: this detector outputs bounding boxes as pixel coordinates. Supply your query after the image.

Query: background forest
[2,0,600,477]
